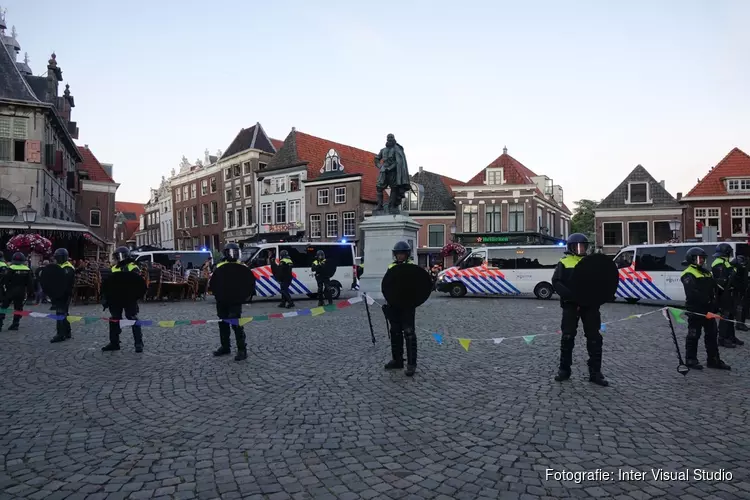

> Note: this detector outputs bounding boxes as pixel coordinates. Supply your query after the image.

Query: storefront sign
[476,236,509,243]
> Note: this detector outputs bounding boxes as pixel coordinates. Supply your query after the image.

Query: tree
[570,199,598,239]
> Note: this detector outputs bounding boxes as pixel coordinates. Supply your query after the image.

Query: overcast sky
[5,0,749,208]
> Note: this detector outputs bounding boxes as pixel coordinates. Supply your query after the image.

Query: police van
[133,250,213,271]
[435,244,567,299]
[611,242,750,303]
[241,242,355,300]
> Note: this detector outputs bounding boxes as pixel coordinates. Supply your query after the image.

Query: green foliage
[570,199,598,239]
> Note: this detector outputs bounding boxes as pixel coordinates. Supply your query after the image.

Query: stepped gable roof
[596,164,680,209]
[684,148,750,198]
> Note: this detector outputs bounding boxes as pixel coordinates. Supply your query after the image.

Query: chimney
[659,180,665,189]
[419,166,423,173]
[84,144,89,149]
[676,192,682,201]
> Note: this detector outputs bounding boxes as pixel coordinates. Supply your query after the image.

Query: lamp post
[669,219,682,242]
[20,203,37,232]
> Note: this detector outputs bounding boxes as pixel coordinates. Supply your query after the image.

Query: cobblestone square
[1,295,749,499]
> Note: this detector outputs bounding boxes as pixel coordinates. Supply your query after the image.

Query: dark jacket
[312,259,333,280]
[681,265,716,314]
[271,257,294,285]
[551,254,582,306]
[2,264,34,297]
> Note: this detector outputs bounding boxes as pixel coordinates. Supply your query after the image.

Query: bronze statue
[374,134,411,213]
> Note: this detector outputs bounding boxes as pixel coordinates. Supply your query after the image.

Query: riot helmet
[113,246,130,262]
[733,255,748,268]
[53,248,69,265]
[11,252,25,264]
[316,250,325,260]
[223,242,240,262]
[392,241,411,262]
[280,249,289,259]
[684,247,708,268]
[713,242,733,258]
[566,233,589,257]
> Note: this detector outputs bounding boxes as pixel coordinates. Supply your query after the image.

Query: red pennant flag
[13,310,31,317]
[706,312,720,319]
[268,313,284,319]
[336,300,351,309]
[190,319,207,325]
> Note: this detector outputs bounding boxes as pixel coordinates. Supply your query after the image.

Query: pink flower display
[440,242,466,258]
[6,233,53,256]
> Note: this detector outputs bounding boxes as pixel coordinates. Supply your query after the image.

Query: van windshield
[147,252,212,270]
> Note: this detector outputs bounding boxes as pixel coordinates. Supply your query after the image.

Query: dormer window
[727,179,750,192]
[626,182,650,204]
[486,168,504,185]
[321,149,345,173]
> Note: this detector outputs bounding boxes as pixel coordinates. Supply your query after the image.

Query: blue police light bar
[557,242,566,246]
[201,247,208,251]
[341,238,347,243]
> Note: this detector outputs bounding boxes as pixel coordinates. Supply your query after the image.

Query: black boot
[707,357,731,370]
[50,334,66,343]
[587,336,608,386]
[233,327,247,361]
[103,322,121,351]
[555,334,574,382]
[213,328,231,356]
[685,331,702,369]
[686,359,704,370]
[133,328,144,353]
[718,338,736,348]
[732,336,744,346]
[234,350,247,361]
[286,302,295,309]
[8,319,19,331]
[554,369,571,381]
[404,329,417,376]
[384,359,403,369]
[386,329,404,369]
[589,372,609,386]
[277,301,287,308]
[318,300,324,307]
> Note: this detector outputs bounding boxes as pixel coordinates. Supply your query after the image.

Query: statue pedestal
[359,213,421,297]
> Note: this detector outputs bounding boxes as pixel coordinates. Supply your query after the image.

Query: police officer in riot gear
[711,243,741,347]
[0,252,33,331]
[102,246,145,352]
[212,243,248,361]
[552,233,608,386]
[272,249,295,308]
[383,241,418,376]
[49,248,76,343]
[731,255,748,334]
[312,250,333,306]
[681,247,730,370]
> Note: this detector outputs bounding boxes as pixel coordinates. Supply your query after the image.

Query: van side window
[153,254,171,268]
[283,245,311,267]
[514,248,564,269]
[135,255,150,264]
[305,245,354,267]
[250,249,272,268]
[664,247,688,271]
[635,247,669,272]
[614,251,634,269]
[461,253,485,269]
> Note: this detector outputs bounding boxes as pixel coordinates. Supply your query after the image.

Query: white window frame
[89,209,101,227]
[427,223,445,247]
[653,219,676,243]
[210,177,217,193]
[225,189,233,203]
[224,167,232,180]
[243,161,252,175]
[261,203,272,225]
[201,180,208,195]
[289,174,301,192]
[343,211,356,237]
[334,186,346,204]
[275,201,287,224]
[326,213,338,238]
[485,168,504,185]
[730,207,750,236]
[627,220,650,245]
[202,204,209,225]
[175,188,181,203]
[210,201,219,224]
[245,207,252,226]
[508,204,524,232]
[191,183,197,199]
[288,199,301,224]
[463,205,478,233]
[182,186,188,200]
[694,207,721,237]
[310,214,321,238]
[318,188,330,205]
[727,179,750,192]
[225,210,234,228]
[191,206,197,227]
[236,208,243,227]
[184,208,190,228]
[626,181,651,204]
[244,184,252,198]
[234,186,241,200]
[601,221,624,246]
[274,177,286,194]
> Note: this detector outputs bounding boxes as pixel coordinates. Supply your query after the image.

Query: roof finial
[10,24,16,38]
[23,51,29,64]
[503,145,508,155]
[48,52,57,67]
[64,84,70,97]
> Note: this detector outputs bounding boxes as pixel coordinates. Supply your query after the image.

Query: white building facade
[256,164,307,241]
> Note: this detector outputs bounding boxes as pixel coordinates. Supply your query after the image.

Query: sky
[4,0,749,209]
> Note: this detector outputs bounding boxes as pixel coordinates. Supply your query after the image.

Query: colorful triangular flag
[239,317,253,326]
[432,333,443,345]
[522,335,536,345]
[30,312,50,318]
[282,311,298,318]
[158,320,176,328]
[253,315,269,321]
[323,304,337,312]
[66,316,83,323]
[310,307,325,316]
[600,323,607,332]
[347,296,363,305]
[458,338,471,351]
[668,307,687,324]
[706,312,720,320]
[174,320,191,326]
[492,338,505,344]
[223,318,239,325]
[84,317,100,324]
[120,319,136,327]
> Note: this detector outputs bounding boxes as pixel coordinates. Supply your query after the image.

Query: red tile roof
[270,138,285,151]
[293,131,381,203]
[77,146,114,183]
[465,151,538,186]
[120,220,140,241]
[115,201,145,218]
[684,148,750,197]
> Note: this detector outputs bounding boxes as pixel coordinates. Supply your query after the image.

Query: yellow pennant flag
[239,317,253,326]
[310,307,325,316]
[66,316,83,323]
[458,338,471,352]
[158,320,176,328]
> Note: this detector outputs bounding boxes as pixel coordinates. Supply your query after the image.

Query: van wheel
[534,282,554,300]
[449,283,467,298]
[328,283,341,300]
[625,298,640,304]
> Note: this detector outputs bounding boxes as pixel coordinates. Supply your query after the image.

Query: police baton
[362,293,376,344]
[665,310,690,376]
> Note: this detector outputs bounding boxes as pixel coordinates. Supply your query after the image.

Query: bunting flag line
[458,338,471,351]
[0,296,362,328]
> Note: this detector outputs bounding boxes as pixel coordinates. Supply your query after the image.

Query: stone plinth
[359,214,421,296]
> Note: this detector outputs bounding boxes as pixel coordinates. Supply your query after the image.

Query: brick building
[595,165,684,254]
[76,145,118,254]
[680,148,750,241]
[450,147,571,248]
[170,156,223,251]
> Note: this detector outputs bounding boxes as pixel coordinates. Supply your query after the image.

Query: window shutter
[0,138,10,161]
[25,140,41,163]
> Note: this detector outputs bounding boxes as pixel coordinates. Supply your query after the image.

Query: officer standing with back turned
[212,243,248,361]
[49,248,76,343]
[0,252,33,332]
[711,243,742,348]
[102,247,145,353]
[383,241,419,377]
[312,250,333,306]
[551,233,608,387]
[681,247,730,370]
[272,249,295,309]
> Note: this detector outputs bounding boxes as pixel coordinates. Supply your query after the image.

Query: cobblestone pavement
[1,295,749,500]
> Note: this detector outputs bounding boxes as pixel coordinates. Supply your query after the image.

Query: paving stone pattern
[1,296,749,499]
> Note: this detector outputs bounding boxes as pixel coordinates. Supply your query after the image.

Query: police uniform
[551,233,608,386]
[681,247,730,370]
[312,251,333,306]
[102,247,144,352]
[0,253,34,331]
[212,243,247,361]
[731,255,749,333]
[711,243,741,348]
[49,248,76,343]
[383,241,418,377]
[272,251,295,308]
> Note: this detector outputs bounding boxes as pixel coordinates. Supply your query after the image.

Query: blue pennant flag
[223,318,239,325]
[432,333,443,345]
[600,323,607,332]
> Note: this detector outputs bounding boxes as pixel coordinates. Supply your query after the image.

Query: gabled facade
[403,167,465,267]
[450,147,571,247]
[76,145,119,252]
[170,154,223,251]
[217,123,278,244]
[136,175,174,249]
[594,165,684,254]
[680,148,750,241]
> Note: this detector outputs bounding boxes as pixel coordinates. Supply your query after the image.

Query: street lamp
[669,219,682,242]
[20,204,37,231]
